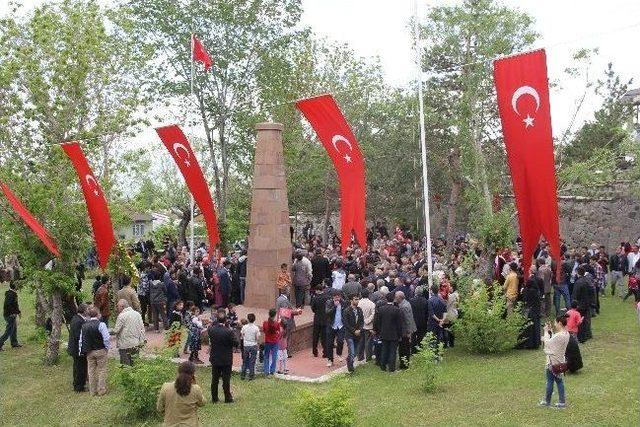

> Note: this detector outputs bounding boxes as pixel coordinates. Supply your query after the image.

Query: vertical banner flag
[0,182,60,257]
[192,34,212,71]
[155,125,220,251]
[61,142,116,269]
[493,49,561,278]
[296,94,367,253]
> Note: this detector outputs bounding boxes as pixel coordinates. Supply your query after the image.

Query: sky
[2,0,639,137]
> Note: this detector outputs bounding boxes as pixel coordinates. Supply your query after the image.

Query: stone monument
[244,123,291,309]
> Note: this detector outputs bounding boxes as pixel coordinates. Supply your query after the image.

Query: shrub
[453,284,528,354]
[293,382,356,427]
[113,356,175,420]
[411,332,444,393]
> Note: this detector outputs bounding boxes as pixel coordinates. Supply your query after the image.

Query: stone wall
[559,196,640,250]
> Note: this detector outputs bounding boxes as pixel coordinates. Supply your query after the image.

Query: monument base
[235,304,314,353]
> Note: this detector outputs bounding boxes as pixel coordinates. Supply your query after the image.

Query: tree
[419,0,537,239]
[127,0,305,224]
[0,0,150,365]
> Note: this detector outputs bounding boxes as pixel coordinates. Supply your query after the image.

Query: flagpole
[414,0,433,289]
[189,33,195,263]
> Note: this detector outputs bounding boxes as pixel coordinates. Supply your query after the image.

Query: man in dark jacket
[0,282,22,350]
[68,304,88,392]
[218,261,233,307]
[373,292,402,372]
[342,294,364,373]
[427,283,447,344]
[325,289,347,367]
[572,266,593,343]
[208,309,239,403]
[410,286,428,353]
[149,276,167,332]
[310,282,330,357]
[187,267,205,310]
[311,249,331,290]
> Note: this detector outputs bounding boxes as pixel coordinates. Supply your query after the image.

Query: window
[132,222,145,236]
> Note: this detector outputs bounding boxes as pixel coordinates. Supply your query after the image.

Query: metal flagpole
[189,33,195,263]
[414,0,433,289]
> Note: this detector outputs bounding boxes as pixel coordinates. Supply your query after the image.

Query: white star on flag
[523,114,534,128]
[184,159,191,167]
[93,190,99,196]
[344,153,352,163]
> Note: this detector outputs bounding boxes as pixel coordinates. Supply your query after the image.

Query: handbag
[551,362,568,376]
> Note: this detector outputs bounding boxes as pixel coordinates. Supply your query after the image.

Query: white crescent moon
[511,85,540,116]
[85,174,98,189]
[172,142,191,160]
[331,135,353,153]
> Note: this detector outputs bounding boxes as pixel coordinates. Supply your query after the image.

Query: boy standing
[240,313,260,380]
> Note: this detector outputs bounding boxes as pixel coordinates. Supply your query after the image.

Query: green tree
[0,0,150,365]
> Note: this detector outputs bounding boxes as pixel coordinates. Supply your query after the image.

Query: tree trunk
[177,209,190,248]
[34,286,49,328]
[446,147,462,253]
[44,291,63,366]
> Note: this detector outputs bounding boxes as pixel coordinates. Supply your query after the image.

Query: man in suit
[79,306,110,396]
[0,282,22,351]
[395,291,416,369]
[410,286,428,353]
[310,249,330,290]
[342,294,364,373]
[310,282,330,357]
[373,292,402,372]
[218,261,232,308]
[68,304,88,392]
[208,309,239,404]
[325,289,347,367]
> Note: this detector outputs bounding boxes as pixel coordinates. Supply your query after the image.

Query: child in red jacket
[566,301,583,335]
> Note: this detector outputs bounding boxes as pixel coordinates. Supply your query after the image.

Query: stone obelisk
[244,123,291,309]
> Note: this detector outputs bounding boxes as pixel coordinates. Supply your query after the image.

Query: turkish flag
[494,49,561,279]
[296,94,367,253]
[155,125,220,252]
[61,142,115,269]
[192,35,212,71]
[0,182,60,258]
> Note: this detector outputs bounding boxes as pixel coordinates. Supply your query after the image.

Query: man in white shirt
[240,313,261,380]
[357,288,376,362]
[627,245,639,274]
[331,261,347,291]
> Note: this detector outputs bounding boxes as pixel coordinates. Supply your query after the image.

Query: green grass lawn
[1,287,638,426]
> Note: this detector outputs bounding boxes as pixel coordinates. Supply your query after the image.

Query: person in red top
[565,301,583,335]
[262,308,281,376]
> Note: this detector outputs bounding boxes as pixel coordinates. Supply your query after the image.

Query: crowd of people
[2,220,640,424]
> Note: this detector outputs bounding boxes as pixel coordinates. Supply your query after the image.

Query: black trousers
[139,296,149,324]
[379,340,398,372]
[325,327,344,362]
[211,365,232,402]
[72,355,88,392]
[312,323,326,357]
[412,328,426,353]
[398,335,412,369]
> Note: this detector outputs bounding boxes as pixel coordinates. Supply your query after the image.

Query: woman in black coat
[520,277,541,349]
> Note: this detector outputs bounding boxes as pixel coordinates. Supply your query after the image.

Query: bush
[453,284,528,354]
[293,382,356,427]
[411,332,444,393]
[113,356,175,420]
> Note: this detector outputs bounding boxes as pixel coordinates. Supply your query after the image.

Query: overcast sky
[2,0,639,137]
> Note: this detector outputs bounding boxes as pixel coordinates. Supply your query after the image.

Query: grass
[0,286,638,426]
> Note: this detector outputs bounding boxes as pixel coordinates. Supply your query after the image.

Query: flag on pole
[61,142,116,269]
[192,34,212,71]
[155,124,220,252]
[0,182,60,258]
[296,94,367,253]
[493,49,561,279]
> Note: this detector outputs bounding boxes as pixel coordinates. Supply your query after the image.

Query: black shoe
[212,399,219,404]
[12,344,22,348]
[224,399,234,404]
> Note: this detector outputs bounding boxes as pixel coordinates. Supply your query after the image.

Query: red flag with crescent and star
[0,182,60,258]
[61,142,115,269]
[494,49,561,279]
[155,125,220,252]
[296,94,367,253]
[192,35,212,71]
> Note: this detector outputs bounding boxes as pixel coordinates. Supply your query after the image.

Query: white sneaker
[326,361,333,367]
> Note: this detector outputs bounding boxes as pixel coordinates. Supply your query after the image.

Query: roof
[620,88,640,105]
